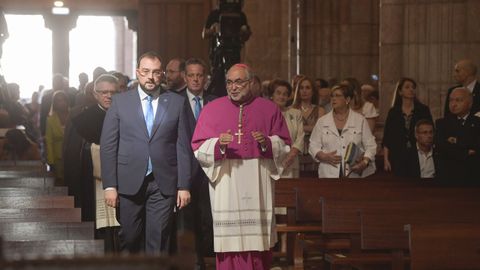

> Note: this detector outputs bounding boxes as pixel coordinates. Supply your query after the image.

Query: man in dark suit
[178,58,216,270]
[403,119,436,178]
[435,87,480,182]
[444,59,480,117]
[100,51,192,254]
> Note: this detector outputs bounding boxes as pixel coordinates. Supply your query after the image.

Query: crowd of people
[0,54,478,270]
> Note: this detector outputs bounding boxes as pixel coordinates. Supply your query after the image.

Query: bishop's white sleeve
[194,138,222,183]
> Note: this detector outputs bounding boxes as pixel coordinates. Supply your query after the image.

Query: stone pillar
[379,0,404,122]
[44,14,77,77]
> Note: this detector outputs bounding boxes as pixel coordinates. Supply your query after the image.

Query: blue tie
[145,95,154,175]
[194,96,202,120]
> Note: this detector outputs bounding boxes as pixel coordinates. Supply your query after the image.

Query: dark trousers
[117,174,175,254]
[190,174,214,268]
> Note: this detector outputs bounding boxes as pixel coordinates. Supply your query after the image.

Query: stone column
[44,14,77,77]
[379,0,404,122]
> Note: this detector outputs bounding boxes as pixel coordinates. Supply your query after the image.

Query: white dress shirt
[416,144,435,178]
[186,89,204,114]
[138,87,158,119]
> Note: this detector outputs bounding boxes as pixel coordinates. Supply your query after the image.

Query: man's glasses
[226,79,250,88]
[138,69,165,78]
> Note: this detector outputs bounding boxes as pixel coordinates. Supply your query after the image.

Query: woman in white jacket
[309,84,377,178]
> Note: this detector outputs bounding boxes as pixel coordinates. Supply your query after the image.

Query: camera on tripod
[203,0,251,72]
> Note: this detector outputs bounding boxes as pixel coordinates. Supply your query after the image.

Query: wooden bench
[2,240,104,260]
[0,196,74,209]
[278,180,480,269]
[0,187,68,196]
[0,254,193,270]
[0,163,101,262]
[274,178,424,267]
[0,222,94,241]
[321,196,480,269]
[0,171,49,178]
[0,177,55,188]
[0,208,81,223]
[405,223,480,270]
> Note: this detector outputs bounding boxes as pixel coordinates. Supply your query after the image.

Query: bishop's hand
[219,129,233,146]
[251,131,267,148]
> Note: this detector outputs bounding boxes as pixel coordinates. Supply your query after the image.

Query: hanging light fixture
[52,1,70,15]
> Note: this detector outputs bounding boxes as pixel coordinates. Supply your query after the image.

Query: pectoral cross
[235,104,244,144]
[234,127,243,144]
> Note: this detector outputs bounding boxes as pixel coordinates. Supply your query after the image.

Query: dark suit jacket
[434,114,480,182]
[178,89,217,182]
[100,89,192,196]
[382,101,433,176]
[444,81,480,117]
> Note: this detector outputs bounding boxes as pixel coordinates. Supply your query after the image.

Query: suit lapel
[150,94,169,140]
[131,90,150,138]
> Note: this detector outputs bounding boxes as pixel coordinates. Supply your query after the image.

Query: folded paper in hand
[344,142,363,167]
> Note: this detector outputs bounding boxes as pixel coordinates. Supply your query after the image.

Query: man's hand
[177,190,191,210]
[251,131,267,147]
[104,188,119,208]
[219,129,233,146]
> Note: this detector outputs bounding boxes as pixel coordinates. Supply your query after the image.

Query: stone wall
[379,0,480,121]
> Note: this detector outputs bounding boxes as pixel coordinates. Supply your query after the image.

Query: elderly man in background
[435,87,480,182]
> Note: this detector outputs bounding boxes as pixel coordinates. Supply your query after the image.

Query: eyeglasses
[138,69,165,78]
[95,90,118,96]
[226,79,250,88]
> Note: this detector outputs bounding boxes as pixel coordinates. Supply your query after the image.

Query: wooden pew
[0,171,49,178]
[356,202,480,270]
[0,222,94,241]
[274,178,480,268]
[274,178,422,268]
[0,196,74,209]
[0,254,193,270]
[0,162,102,261]
[0,177,55,188]
[321,196,480,268]
[405,223,480,270]
[0,208,81,223]
[0,187,68,196]
[287,182,480,269]
[2,240,104,259]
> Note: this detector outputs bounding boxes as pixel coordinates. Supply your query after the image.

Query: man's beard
[167,80,184,90]
[140,81,162,93]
